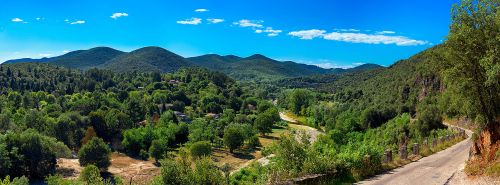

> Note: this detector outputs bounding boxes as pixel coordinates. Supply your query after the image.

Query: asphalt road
[357,125,473,185]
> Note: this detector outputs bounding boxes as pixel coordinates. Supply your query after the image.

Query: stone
[384,149,392,163]
[400,145,408,159]
[413,143,419,155]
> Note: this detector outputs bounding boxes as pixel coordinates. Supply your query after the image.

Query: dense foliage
[0,63,278,181]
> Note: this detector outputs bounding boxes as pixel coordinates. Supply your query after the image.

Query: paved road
[357,124,473,185]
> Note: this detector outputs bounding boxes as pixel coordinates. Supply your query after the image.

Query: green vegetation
[78,137,112,171]
[0,0,498,183]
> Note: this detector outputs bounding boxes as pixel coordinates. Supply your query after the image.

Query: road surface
[357,124,473,185]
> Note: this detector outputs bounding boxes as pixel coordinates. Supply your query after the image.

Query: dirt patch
[108,153,159,185]
[56,153,159,184]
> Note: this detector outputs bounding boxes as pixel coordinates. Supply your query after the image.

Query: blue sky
[0,0,458,68]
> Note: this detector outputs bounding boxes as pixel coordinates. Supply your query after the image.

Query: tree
[254,108,279,135]
[79,165,103,185]
[190,141,212,158]
[78,137,111,171]
[1,130,60,179]
[223,125,244,153]
[149,139,168,163]
[445,0,500,160]
[283,89,314,115]
[81,127,97,145]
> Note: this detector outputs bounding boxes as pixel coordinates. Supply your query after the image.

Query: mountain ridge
[2,46,384,80]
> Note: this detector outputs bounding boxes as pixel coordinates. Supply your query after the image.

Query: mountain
[189,54,383,81]
[99,46,194,73]
[3,46,383,81]
[49,47,125,69]
[4,57,51,64]
[3,47,124,69]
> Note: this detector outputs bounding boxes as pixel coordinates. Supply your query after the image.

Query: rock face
[471,121,500,162]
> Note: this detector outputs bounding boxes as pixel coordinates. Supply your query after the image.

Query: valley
[1,0,499,185]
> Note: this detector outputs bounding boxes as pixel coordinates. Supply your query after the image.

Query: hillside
[276,45,446,118]
[189,53,383,81]
[49,47,125,69]
[3,47,125,69]
[3,46,383,81]
[99,46,194,73]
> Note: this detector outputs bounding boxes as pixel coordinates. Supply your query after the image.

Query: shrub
[190,141,212,158]
[78,137,111,171]
[79,165,103,184]
[246,135,261,148]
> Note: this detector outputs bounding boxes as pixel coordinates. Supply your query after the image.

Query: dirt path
[279,112,323,143]
[231,112,323,174]
[357,123,474,185]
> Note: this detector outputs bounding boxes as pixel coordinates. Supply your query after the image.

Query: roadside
[357,122,473,185]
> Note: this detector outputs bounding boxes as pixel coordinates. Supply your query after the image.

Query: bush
[0,176,29,185]
[78,137,111,171]
[79,165,103,184]
[155,157,225,185]
[190,141,212,158]
[246,135,261,148]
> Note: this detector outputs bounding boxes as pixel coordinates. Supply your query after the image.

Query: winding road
[357,123,473,185]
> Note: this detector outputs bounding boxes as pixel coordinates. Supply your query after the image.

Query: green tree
[79,165,103,185]
[190,141,212,158]
[78,137,111,171]
[254,108,279,136]
[149,139,169,163]
[1,130,60,179]
[223,125,244,153]
[445,0,500,159]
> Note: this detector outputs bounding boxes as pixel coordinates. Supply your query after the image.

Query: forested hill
[2,46,383,81]
[277,45,448,120]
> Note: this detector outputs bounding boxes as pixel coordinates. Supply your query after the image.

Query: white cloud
[111,12,129,19]
[176,18,202,25]
[39,53,52,58]
[288,29,326,40]
[233,20,263,28]
[64,19,69,22]
[289,29,427,46]
[313,63,355,69]
[11,18,23,22]
[36,17,41,21]
[323,32,427,46]
[62,50,70,53]
[376,30,396,34]
[255,27,282,37]
[206,18,224,24]
[195,9,209,12]
[337,28,360,32]
[70,20,85,25]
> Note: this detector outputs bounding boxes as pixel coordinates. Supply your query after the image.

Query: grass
[465,147,500,177]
